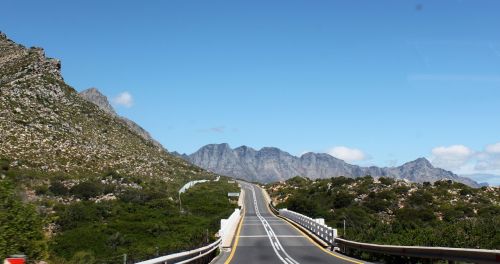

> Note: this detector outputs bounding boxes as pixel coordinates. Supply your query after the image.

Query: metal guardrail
[279,208,337,245]
[135,238,221,264]
[276,207,500,264]
[335,238,500,264]
[268,202,279,215]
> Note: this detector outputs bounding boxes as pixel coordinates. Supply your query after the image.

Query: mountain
[460,174,496,187]
[0,31,209,182]
[79,87,165,151]
[178,143,480,187]
[79,87,116,115]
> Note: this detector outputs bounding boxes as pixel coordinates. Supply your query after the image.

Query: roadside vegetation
[0,158,239,263]
[266,176,500,252]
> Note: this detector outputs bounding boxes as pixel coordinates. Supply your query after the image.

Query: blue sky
[2,0,500,184]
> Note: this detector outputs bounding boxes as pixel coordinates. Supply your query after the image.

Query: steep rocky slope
[0,31,210,183]
[178,143,480,186]
[79,87,165,150]
[78,87,116,115]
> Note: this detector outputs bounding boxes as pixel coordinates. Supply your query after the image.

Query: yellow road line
[259,187,364,264]
[281,216,364,264]
[224,208,245,264]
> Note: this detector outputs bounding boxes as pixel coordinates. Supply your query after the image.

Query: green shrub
[379,177,395,186]
[0,159,9,171]
[267,176,500,250]
[332,191,355,209]
[35,184,49,195]
[0,180,47,261]
[49,180,69,196]
[70,181,104,200]
[70,251,96,264]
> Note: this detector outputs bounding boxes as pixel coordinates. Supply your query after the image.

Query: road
[223,182,366,264]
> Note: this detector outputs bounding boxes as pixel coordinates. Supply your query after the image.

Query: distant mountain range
[460,174,499,187]
[174,143,483,187]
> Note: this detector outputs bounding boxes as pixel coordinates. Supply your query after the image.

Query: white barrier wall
[219,208,241,248]
[179,180,209,194]
[279,209,337,245]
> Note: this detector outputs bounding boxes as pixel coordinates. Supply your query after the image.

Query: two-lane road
[224,182,366,264]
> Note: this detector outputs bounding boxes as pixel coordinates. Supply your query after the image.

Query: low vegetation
[267,176,500,252]
[0,159,239,263]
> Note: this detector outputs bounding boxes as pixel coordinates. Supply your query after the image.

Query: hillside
[178,143,480,187]
[0,31,238,263]
[79,87,166,151]
[0,31,207,184]
[266,176,500,252]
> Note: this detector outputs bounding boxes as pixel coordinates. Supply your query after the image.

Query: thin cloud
[485,142,500,154]
[327,146,368,162]
[113,92,134,108]
[197,126,225,133]
[408,74,500,82]
[430,145,473,170]
[429,143,500,177]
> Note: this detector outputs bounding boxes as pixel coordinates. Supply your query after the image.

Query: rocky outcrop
[180,144,480,187]
[0,31,211,182]
[78,87,165,151]
[79,88,116,115]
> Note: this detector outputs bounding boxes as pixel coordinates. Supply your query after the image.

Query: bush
[0,159,9,171]
[269,175,500,250]
[49,180,69,196]
[396,208,436,224]
[70,181,104,200]
[379,177,395,186]
[407,190,433,208]
[0,180,47,261]
[70,251,96,264]
[286,195,321,218]
[35,184,49,195]
[331,176,354,187]
[332,191,355,208]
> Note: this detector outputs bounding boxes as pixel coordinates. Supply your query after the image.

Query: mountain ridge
[176,143,481,187]
[0,31,209,182]
[78,87,166,151]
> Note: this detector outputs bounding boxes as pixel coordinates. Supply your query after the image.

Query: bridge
[137,181,500,264]
[215,182,363,264]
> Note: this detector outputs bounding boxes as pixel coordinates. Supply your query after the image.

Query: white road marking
[239,235,303,238]
[246,184,301,264]
[243,223,289,225]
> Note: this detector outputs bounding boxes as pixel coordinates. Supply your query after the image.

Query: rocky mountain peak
[182,143,480,187]
[258,147,288,158]
[234,145,256,154]
[79,87,116,115]
[202,143,232,152]
[406,157,433,167]
[235,145,252,151]
[77,87,166,151]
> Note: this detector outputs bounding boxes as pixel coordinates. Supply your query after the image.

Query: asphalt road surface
[225,182,366,264]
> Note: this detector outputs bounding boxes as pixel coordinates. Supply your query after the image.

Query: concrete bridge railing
[275,206,500,264]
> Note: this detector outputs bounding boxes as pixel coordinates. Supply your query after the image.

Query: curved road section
[223,182,366,264]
